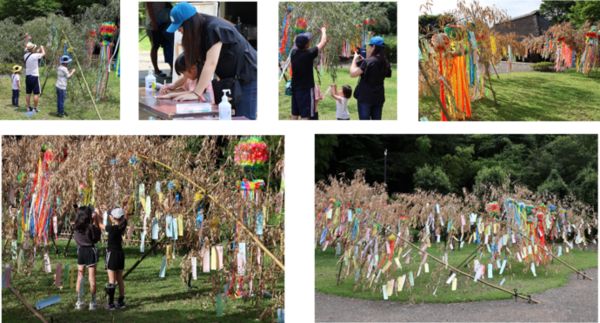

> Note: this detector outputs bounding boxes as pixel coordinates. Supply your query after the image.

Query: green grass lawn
[419,69,600,121]
[279,67,397,120]
[3,239,283,322]
[139,29,152,52]
[315,242,597,303]
[0,69,120,120]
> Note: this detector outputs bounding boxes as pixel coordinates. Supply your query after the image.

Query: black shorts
[77,246,99,267]
[105,249,125,272]
[25,75,40,95]
[291,88,314,118]
[310,111,319,120]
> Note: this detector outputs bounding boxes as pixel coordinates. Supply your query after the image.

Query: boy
[56,56,76,118]
[24,42,45,113]
[11,65,22,107]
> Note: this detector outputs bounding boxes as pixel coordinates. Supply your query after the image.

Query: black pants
[12,90,19,106]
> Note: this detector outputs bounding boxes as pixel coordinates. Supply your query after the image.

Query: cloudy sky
[420,0,543,18]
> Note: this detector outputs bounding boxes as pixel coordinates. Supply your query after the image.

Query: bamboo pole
[499,219,593,281]
[137,155,285,272]
[418,60,452,121]
[9,287,49,323]
[396,235,540,304]
[59,29,103,120]
[123,234,166,280]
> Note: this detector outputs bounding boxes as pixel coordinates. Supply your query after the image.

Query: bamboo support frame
[10,287,49,323]
[137,155,285,272]
[396,235,540,304]
[60,29,103,120]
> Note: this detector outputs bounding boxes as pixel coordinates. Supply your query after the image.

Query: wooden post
[10,287,49,323]
[397,235,540,304]
[60,29,103,120]
[123,234,166,280]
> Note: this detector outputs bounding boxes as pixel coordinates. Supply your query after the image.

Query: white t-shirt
[336,97,350,119]
[56,65,69,90]
[24,52,43,76]
[12,74,20,90]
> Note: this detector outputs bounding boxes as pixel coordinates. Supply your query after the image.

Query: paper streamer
[452,278,457,291]
[499,259,507,274]
[3,264,12,288]
[178,215,184,236]
[487,264,493,278]
[216,294,223,316]
[211,247,217,270]
[55,263,62,286]
[159,256,167,277]
[398,275,406,291]
[382,285,388,300]
[424,263,429,273]
[216,246,224,269]
[152,218,159,240]
[69,266,74,289]
[140,233,145,252]
[35,295,61,310]
[531,263,537,277]
[409,271,414,286]
[500,278,506,286]
[43,252,52,273]
[203,249,210,273]
[191,257,197,280]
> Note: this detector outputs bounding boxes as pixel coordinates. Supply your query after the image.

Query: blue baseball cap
[60,55,72,63]
[166,2,197,33]
[295,32,312,48]
[369,36,385,47]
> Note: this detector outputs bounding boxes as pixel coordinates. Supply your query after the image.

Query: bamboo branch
[10,287,48,323]
[418,60,452,121]
[123,234,166,280]
[397,235,540,304]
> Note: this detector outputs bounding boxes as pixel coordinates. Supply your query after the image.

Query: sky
[420,0,543,19]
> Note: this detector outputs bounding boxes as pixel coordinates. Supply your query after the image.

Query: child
[310,85,322,120]
[73,206,101,310]
[11,65,21,107]
[56,56,76,118]
[330,84,352,120]
[159,53,214,103]
[95,206,127,310]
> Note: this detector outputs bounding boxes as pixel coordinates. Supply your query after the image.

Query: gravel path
[316,268,597,322]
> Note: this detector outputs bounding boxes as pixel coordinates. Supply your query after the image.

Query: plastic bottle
[236,17,242,33]
[219,89,232,120]
[145,66,156,91]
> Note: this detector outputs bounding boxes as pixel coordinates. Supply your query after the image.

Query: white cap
[109,208,124,219]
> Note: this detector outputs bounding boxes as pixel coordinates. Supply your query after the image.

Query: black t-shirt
[355,57,392,105]
[201,15,257,85]
[106,224,125,251]
[74,223,101,247]
[291,46,319,91]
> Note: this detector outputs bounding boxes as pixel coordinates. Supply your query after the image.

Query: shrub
[381,34,397,64]
[531,62,555,72]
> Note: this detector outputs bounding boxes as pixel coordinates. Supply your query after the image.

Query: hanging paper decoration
[94,22,118,103]
[294,18,306,33]
[234,136,270,170]
[578,26,599,75]
[168,180,180,192]
[486,202,500,216]
[86,28,97,66]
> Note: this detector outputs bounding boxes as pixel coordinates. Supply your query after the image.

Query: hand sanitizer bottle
[145,66,155,91]
[219,90,232,120]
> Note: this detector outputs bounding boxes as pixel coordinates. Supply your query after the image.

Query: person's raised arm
[174,42,222,102]
[317,27,327,52]
[40,46,46,58]
[68,69,76,78]
[349,51,363,78]
[330,84,342,103]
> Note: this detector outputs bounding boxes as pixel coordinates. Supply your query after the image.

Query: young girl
[95,206,128,310]
[73,206,101,310]
[158,53,215,103]
[11,65,21,107]
[310,85,323,120]
[330,84,352,120]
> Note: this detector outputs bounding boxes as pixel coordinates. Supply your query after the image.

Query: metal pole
[384,149,387,187]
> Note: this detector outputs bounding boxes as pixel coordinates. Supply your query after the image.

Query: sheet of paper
[451,277,457,291]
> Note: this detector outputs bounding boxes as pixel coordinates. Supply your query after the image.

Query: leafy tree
[537,169,570,198]
[570,168,598,209]
[418,14,453,34]
[473,166,508,192]
[568,1,600,29]
[315,135,338,181]
[539,0,576,24]
[360,2,396,35]
[440,145,475,191]
[414,164,452,194]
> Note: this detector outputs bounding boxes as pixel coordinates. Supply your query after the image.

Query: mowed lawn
[419,69,600,121]
[279,66,397,120]
[315,242,597,303]
[2,239,283,322]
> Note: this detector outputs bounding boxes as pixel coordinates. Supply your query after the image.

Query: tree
[279,2,390,82]
[414,164,452,194]
[568,1,600,29]
[537,169,570,198]
[440,145,475,192]
[539,0,576,24]
[473,166,508,193]
[315,135,338,181]
[570,168,598,209]
[418,14,453,34]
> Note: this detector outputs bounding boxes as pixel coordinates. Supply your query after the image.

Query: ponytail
[117,216,128,232]
[371,46,390,75]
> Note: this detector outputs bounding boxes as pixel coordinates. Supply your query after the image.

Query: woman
[73,206,101,310]
[163,2,257,120]
[350,36,392,120]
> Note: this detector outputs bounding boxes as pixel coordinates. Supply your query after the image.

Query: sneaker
[62,112,69,117]
[116,301,126,309]
[34,108,40,113]
[27,107,33,112]
[104,303,116,311]
[75,301,87,310]
[57,114,64,118]
[89,301,100,310]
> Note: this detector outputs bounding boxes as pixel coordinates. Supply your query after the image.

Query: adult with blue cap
[290,27,327,120]
[349,36,392,120]
[164,2,258,120]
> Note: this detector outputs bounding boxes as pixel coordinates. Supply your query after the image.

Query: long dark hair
[75,206,92,234]
[371,46,390,74]
[116,216,128,232]
[180,13,234,70]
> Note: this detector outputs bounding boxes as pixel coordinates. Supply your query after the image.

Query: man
[23,42,45,113]
[290,27,327,120]
[145,2,174,76]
